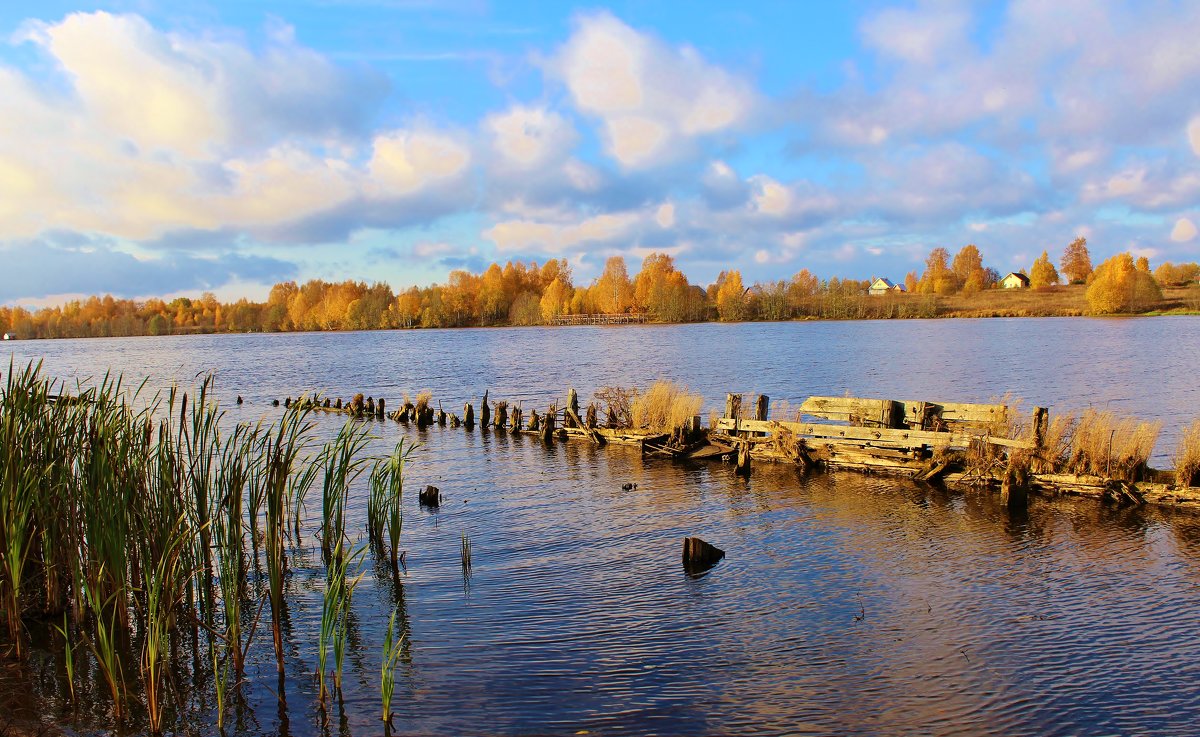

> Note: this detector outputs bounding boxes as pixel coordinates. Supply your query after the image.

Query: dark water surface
[6,318,1200,736]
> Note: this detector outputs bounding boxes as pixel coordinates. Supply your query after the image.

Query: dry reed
[1066,408,1160,480]
[1173,419,1200,487]
[630,380,703,434]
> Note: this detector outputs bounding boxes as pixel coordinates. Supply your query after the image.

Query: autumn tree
[539,278,570,321]
[1085,252,1162,314]
[1154,262,1200,286]
[633,253,695,321]
[1135,255,1150,272]
[1061,237,1093,284]
[1029,251,1060,288]
[787,269,820,314]
[715,270,749,321]
[592,256,635,313]
[919,247,957,295]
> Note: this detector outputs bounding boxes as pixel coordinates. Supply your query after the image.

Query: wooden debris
[419,485,441,507]
[682,537,725,570]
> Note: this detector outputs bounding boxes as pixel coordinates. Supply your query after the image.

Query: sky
[2,0,1199,305]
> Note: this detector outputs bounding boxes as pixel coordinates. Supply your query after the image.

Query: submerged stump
[682,537,725,572]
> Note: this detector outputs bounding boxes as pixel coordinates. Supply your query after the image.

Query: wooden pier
[549,313,648,326]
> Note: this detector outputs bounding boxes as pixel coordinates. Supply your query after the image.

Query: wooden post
[566,389,579,428]
[1032,407,1048,450]
[753,394,769,438]
[725,393,742,421]
[541,405,556,443]
[682,537,725,568]
[497,401,508,431]
[464,403,474,429]
[511,406,523,433]
[377,398,385,419]
[528,409,539,432]
[480,390,490,429]
[585,403,598,429]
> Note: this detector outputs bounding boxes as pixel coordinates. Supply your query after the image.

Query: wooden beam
[714,418,1033,450]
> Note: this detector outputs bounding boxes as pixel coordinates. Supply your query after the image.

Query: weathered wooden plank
[798,397,891,423]
[714,418,1033,450]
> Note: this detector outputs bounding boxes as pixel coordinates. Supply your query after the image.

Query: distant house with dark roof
[1000,272,1031,289]
[868,277,904,296]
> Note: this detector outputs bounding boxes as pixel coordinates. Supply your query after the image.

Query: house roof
[1002,272,1030,284]
[869,277,895,290]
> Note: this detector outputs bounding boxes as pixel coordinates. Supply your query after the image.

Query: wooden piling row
[272,386,1200,512]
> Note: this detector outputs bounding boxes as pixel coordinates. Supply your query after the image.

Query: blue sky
[2,0,1198,304]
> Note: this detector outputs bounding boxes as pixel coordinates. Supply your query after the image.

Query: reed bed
[1064,409,1160,481]
[1173,419,1200,488]
[0,360,430,734]
[629,380,703,434]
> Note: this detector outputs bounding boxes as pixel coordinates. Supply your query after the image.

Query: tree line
[3,242,1197,339]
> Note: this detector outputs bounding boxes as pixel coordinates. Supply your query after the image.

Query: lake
[5,317,1200,736]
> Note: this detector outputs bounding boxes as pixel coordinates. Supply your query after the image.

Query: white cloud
[0,12,465,244]
[368,129,470,196]
[485,211,641,254]
[860,5,970,65]
[1171,217,1198,242]
[1190,117,1200,156]
[485,104,577,169]
[550,11,755,168]
[655,202,676,228]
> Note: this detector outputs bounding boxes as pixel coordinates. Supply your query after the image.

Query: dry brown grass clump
[1032,413,1078,473]
[595,386,637,428]
[1065,408,1160,480]
[1173,419,1200,488]
[630,380,703,433]
[415,390,432,413]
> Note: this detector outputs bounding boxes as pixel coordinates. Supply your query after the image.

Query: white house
[1000,272,1030,289]
[868,277,896,296]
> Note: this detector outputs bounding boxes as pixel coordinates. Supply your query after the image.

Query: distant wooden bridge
[550,313,648,326]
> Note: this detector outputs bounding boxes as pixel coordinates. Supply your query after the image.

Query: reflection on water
[4,319,1200,735]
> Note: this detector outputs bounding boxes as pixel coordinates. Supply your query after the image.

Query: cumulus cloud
[0,11,471,248]
[549,11,755,168]
[1171,218,1198,242]
[484,104,577,169]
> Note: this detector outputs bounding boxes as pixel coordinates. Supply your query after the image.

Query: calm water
[5,318,1200,736]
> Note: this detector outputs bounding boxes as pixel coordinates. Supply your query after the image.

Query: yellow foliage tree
[1029,250,1060,288]
[1085,253,1163,314]
[715,270,748,321]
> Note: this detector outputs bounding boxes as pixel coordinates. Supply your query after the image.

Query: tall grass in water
[1173,419,1200,488]
[380,607,405,727]
[263,404,316,676]
[368,440,415,578]
[1066,409,1160,481]
[630,380,703,434]
[318,539,365,708]
[319,422,373,563]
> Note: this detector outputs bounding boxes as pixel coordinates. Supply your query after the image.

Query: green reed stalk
[81,563,125,721]
[140,513,197,734]
[380,607,405,727]
[368,440,414,577]
[264,405,315,675]
[211,641,229,732]
[319,422,373,563]
[52,613,77,704]
[460,532,472,572]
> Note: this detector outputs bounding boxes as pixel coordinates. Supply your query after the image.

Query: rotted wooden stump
[528,410,540,432]
[480,391,490,429]
[334,397,342,410]
[510,406,522,433]
[416,405,435,428]
[541,406,557,443]
[565,389,579,428]
[682,537,725,572]
[377,398,385,419]
[449,413,462,428]
[323,398,331,408]
[585,403,598,429]
[419,485,441,507]
[366,397,376,416]
[496,401,508,431]
[437,408,447,426]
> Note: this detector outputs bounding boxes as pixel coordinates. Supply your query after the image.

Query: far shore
[3,284,1199,341]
